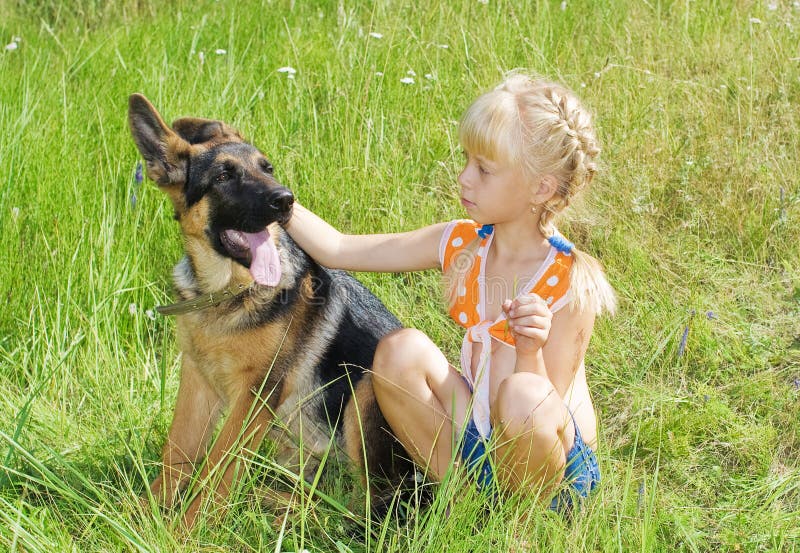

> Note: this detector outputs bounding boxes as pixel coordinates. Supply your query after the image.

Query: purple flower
[131,161,144,208]
[678,310,697,357]
[637,481,645,510]
[706,311,717,320]
[678,325,689,357]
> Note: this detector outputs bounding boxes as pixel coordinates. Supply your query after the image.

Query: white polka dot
[477,247,485,257]
[451,237,463,247]
[546,275,559,287]
[546,296,554,305]
[458,312,468,324]
[458,285,467,297]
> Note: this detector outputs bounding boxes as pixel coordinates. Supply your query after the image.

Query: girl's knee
[372,328,435,385]
[492,373,563,437]
[492,373,572,492]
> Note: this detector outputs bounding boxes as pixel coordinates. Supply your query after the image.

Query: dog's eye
[216,171,232,183]
[260,160,274,175]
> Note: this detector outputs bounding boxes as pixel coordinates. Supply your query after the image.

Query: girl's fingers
[508,325,548,339]
[508,301,551,319]
[508,315,550,329]
[512,293,543,307]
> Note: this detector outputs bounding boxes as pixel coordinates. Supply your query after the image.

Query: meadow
[1,0,799,551]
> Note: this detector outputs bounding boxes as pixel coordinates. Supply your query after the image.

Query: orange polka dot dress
[439,220,574,437]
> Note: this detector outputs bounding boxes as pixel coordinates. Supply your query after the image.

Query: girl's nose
[457,165,472,189]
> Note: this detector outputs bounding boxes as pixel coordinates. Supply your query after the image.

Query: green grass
[1,0,799,550]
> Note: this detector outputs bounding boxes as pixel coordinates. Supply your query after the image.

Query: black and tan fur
[128,94,414,526]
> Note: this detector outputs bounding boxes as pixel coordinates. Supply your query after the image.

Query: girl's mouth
[460,197,476,208]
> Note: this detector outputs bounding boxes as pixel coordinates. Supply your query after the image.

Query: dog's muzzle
[270,190,294,224]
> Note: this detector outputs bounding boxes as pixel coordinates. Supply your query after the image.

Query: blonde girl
[284,74,615,509]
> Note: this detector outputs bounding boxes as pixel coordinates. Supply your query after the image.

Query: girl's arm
[284,202,447,272]
[504,295,596,396]
[541,307,596,397]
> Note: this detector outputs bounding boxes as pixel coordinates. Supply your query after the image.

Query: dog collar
[155,283,253,316]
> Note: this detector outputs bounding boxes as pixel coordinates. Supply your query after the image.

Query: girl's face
[457,150,534,225]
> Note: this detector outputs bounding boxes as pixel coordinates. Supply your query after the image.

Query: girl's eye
[478,164,489,175]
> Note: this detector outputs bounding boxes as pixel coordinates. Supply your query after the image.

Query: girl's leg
[491,372,576,497]
[371,328,472,480]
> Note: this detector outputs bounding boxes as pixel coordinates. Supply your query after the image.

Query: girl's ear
[532,174,560,204]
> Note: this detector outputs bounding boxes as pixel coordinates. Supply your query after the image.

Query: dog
[128,94,415,527]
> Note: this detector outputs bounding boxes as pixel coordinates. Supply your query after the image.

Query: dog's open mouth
[220,229,282,286]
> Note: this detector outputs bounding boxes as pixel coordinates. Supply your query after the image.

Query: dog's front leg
[182,385,274,527]
[151,354,223,509]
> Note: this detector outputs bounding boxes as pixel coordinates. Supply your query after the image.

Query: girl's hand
[502,294,553,356]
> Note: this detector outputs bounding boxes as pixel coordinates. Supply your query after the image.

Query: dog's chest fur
[169,249,342,466]
[175,312,290,403]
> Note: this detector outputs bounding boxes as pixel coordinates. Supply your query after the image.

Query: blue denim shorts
[460,408,600,513]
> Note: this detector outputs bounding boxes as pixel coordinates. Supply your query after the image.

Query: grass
[1,0,799,550]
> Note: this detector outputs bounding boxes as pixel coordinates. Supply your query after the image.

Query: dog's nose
[269,190,294,213]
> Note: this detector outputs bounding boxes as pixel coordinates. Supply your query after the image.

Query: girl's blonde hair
[452,73,616,315]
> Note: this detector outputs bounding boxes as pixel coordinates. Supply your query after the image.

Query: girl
[284,74,615,509]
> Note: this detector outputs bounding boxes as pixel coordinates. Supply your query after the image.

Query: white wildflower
[560,1,567,10]
[145,309,156,321]
[375,71,384,76]
[767,2,778,10]
[369,32,383,39]
[215,48,227,55]
[5,42,18,51]
[277,66,297,75]
[594,72,601,78]
[198,51,205,64]
[11,207,20,220]
[129,303,137,315]
[424,73,435,80]
[400,77,415,84]
[407,69,416,76]
[580,82,586,88]
[437,44,449,49]
[478,0,488,4]
[749,17,762,23]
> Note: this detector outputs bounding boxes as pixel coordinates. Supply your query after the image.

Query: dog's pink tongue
[244,230,281,286]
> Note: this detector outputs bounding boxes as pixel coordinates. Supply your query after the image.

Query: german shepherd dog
[128,94,414,527]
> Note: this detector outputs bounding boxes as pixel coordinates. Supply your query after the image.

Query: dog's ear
[128,94,190,186]
[171,117,244,145]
